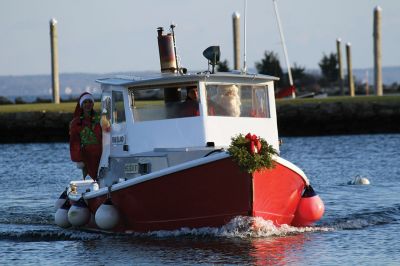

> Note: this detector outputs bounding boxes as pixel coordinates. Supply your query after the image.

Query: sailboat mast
[272,0,293,87]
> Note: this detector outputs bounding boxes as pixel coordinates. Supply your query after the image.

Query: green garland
[228,134,278,173]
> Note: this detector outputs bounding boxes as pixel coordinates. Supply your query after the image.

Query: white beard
[216,94,241,117]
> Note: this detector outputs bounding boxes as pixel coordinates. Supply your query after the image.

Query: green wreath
[227,133,278,173]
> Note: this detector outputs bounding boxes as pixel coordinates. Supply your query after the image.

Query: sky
[1,0,399,76]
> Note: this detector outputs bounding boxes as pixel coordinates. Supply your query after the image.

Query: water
[0,135,399,265]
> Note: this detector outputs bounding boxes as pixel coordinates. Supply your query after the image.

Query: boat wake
[321,204,400,230]
[0,224,103,242]
[144,216,331,239]
[0,211,53,225]
[144,203,400,237]
[0,216,331,242]
[3,203,398,242]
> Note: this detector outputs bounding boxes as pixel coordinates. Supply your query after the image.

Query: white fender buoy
[95,198,120,230]
[54,189,67,211]
[292,186,325,227]
[55,200,71,228]
[68,197,90,227]
[91,182,99,191]
[348,176,370,185]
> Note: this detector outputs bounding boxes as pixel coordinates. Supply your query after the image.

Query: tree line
[217,51,400,96]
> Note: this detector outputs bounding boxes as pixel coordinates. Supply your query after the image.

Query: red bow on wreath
[245,133,262,155]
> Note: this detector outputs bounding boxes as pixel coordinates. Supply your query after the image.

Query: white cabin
[96,72,280,186]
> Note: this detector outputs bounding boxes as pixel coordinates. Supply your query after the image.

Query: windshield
[129,84,200,122]
[206,84,270,118]
[129,83,270,122]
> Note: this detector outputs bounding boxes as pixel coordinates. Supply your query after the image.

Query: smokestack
[157,27,177,73]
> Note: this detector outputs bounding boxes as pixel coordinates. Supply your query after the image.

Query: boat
[54,26,324,232]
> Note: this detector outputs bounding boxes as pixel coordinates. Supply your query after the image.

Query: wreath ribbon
[245,133,262,155]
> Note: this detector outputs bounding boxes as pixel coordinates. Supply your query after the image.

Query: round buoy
[91,182,99,191]
[348,176,370,185]
[95,198,120,230]
[54,189,67,211]
[68,197,91,227]
[292,186,325,227]
[55,200,71,228]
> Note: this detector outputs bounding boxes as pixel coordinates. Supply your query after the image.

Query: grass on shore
[0,96,399,113]
[0,100,161,113]
[0,102,80,113]
[277,95,400,105]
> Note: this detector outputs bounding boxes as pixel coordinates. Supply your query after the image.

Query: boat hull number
[112,135,125,145]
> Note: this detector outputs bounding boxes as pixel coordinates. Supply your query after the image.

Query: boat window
[129,84,200,122]
[100,95,111,132]
[112,91,126,124]
[206,84,270,118]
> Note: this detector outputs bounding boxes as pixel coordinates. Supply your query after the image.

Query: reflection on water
[76,233,309,265]
[71,216,327,265]
[249,234,307,265]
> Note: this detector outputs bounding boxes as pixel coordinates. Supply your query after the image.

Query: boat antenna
[242,0,248,73]
[272,0,293,87]
[170,23,180,74]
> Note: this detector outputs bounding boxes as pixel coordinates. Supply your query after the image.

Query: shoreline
[1,97,399,143]
[277,98,400,136]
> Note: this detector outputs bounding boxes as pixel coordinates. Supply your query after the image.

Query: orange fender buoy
[292,185,325,227]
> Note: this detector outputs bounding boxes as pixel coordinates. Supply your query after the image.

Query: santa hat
[79,93,94,107]
[73,92,94,118]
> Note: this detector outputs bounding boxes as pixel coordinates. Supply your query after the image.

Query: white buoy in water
[55,200,71,228]
[95,198,120,230]
[68,197,90,227]
[54,189,67,211]
[348,176,370,185]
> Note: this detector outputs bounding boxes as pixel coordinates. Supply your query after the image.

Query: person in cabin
[211,85,241,117]
[186,86,199,101]
[69,92,102,181]
[181,86,200,116]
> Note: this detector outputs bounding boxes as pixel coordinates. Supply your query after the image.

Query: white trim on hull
[68,152,309,201]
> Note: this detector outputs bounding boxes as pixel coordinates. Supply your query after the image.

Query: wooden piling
[336,38,344,95]
[50,18,60,104]
[373,6,383,96]
[346,43,355,97]
[232,12,241,70]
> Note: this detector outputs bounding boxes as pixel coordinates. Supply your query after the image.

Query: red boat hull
[86,158,306,232]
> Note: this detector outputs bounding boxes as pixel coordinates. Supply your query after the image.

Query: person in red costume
[69,92,102,181]
[181,86,200,117]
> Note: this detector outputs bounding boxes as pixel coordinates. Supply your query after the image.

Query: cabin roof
[96,72,279,88]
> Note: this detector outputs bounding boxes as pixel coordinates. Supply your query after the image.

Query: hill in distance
[0,67,399,101]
